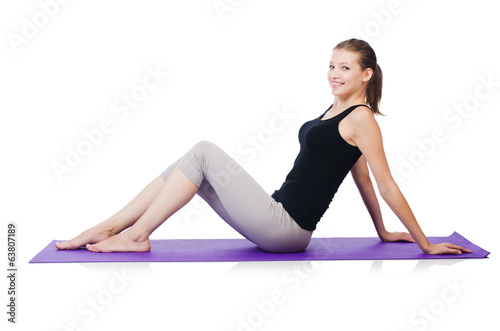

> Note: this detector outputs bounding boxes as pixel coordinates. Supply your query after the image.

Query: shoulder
[350,105,374,120]
[348,105,377,128]
[345,105,383,144]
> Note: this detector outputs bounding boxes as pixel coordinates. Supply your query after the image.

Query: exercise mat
[29,232,489,263]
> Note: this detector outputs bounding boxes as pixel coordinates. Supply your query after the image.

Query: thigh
[162,141,312,252]
[197,179,251,241]
[185,142,312,252]
[162,158,250,240]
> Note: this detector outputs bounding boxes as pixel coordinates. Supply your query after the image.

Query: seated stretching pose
[56,39,471,255]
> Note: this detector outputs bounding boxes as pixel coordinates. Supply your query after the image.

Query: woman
[56,39,471,255]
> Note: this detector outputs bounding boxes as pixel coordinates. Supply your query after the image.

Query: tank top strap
[337,104,371,120]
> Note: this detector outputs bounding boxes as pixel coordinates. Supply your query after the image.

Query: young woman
[56,39,471,255]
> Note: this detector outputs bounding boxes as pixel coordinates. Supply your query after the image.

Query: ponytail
[365,63,383,116]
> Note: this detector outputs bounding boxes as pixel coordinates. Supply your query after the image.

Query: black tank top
[272,104,369,231]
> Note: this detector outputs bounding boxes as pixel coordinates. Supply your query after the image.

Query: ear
[362,68,373,83]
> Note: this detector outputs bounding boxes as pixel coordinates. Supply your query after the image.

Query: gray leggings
[161,141,312,253]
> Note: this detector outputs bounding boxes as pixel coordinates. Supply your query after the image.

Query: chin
[330,89,344,97]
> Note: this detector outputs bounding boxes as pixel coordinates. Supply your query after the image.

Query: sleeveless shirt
[271,104,369,231]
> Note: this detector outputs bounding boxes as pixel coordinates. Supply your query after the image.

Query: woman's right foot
[55,226,115,250]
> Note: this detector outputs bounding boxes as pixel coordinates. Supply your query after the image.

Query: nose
[330,67,341,79]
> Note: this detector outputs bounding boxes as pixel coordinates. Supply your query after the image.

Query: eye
[342,66,350,70]
[329,65,334,69]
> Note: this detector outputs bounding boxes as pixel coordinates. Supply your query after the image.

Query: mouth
[331,81,344,87]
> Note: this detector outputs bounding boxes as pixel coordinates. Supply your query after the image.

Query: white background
[1,0,499,330]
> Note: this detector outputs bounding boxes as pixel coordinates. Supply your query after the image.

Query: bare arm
[351,155,415,243]
[350,155,386,237]
[348,108,471,255]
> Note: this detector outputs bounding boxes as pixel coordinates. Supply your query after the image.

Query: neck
[331,93,366,112]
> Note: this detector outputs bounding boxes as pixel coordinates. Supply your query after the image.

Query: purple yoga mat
[29,232,489,263]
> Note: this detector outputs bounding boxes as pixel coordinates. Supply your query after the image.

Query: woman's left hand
[380,231,473,255]
[423,243,472,255]
[379,231,416,243]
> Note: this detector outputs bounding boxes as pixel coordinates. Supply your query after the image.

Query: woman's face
[327,48,372,99]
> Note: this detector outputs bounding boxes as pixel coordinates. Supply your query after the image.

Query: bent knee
[191,140,229,162]
[189,140,220,158]
[192,140,217,152]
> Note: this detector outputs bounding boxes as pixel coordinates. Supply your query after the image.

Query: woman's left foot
[86,231,151,253]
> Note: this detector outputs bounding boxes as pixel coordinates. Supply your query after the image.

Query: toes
[86,244,100,253]
[55,242,66,249]
[56,240,75,250]
[57,231,96,250]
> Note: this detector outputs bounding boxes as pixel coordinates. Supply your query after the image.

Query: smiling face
[327,48,373,100]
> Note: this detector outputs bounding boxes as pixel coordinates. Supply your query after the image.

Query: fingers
[448,247,462,255]
[398,232,415,242]
[381,232,416,243]
[449,244,472,254]
[404,233,416,243]
[443,243,472,255]
[425,243,473,255]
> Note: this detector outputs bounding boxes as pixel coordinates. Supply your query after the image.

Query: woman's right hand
[379,230,415,243]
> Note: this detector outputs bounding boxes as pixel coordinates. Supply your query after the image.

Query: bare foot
[86,230,151,253]
[55,226,114,250]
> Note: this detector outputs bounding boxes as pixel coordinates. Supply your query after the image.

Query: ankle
[95,221,120,236]
[128,229,150,243]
